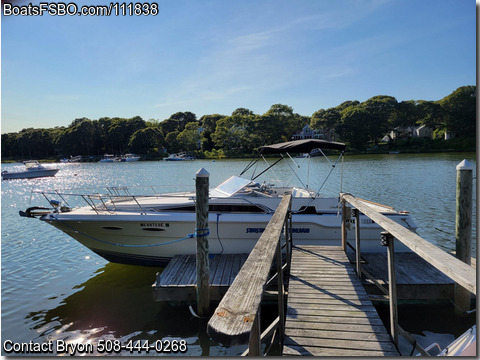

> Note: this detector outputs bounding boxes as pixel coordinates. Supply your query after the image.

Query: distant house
[292,125,335,141]
[414,125,433,139]
[389,126,415,140]
[387,125,434,141]
[292,124,322,140]
[381,135,392,143]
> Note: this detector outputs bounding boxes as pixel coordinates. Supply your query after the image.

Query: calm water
[1,153,476,356]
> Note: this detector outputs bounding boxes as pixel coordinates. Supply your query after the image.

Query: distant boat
[2,160,59,180]
[163,152,195,161]
[99,154,116,163]
[120,154,140,162]
[60,155,82,163]
[70,155,83,162]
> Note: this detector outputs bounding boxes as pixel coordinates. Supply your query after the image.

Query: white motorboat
[2,160,59,180]
[163,152,195,161]
[21,139,417,266]
[120,154,140,162]
[60,155,82,163]
[99,154,116,162]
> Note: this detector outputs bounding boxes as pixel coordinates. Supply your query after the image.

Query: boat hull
[2,169,59,180]
[41,210,414,266]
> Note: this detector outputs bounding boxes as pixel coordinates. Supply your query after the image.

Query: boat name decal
[246,227,310,234]
[346,219,375,225]
[140,222,169,228]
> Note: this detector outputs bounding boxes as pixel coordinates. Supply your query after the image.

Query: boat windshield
[212,176,253,197]
[24,161,40,169]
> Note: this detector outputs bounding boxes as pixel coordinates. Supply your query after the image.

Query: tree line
[1,85,475,160]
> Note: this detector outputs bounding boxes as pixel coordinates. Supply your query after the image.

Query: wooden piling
[196,168,210,317]
[382,231,398,347]
[354,209,361,278]
[454,160,473,314]
[341,199,347,251]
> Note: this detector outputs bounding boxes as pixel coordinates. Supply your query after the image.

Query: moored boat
[20,139,417,266]
[120,154,140,162]
[2,160,59,180]
[163,152,195,161]
[99,154,117,162]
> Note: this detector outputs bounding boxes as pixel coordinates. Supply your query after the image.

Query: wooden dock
[353,251,455,302]
[153,192,476,356]
[283,245,399,356]
[153,254,248,302]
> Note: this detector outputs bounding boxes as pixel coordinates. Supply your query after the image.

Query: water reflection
[24,263,243,356]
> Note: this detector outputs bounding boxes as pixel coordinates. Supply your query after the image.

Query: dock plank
[153,254,248,302]
[284,245,399,356]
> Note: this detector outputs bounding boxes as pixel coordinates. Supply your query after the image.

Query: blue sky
[1,0,476,134]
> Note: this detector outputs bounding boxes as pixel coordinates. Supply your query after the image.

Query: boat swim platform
[283,245,399,356]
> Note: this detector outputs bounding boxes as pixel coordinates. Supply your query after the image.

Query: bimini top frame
[257,139,346,154]
[240,139,346,198]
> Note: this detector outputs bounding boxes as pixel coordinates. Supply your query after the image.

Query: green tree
[177,122,202,152]
[199,114,226,151]
[2,133,22,159]
[105,116,146,154]
[438,85,476,138]
[55,119,98,156]
[336,100,360,113]
[391,100,419,128]
[311,108,341,131]
[211,114,259,153]
[128,127,164,154]
[361,95,398,145]
[164,130,181,153]
[160,111,197,135]
[416,101,447,131]
[337,106,371,150]
[232,108,254,116]
[258,104,297,144]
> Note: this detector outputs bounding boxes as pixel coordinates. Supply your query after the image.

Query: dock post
[341,199,347,251]
[353,209,361,278]
[454,160,473,314]
[196,168,210,317]
[382,231,398,347]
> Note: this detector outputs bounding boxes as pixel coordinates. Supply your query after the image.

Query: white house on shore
[292,124,335,141]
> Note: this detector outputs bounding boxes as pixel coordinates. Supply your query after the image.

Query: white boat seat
[291,187,312,198]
